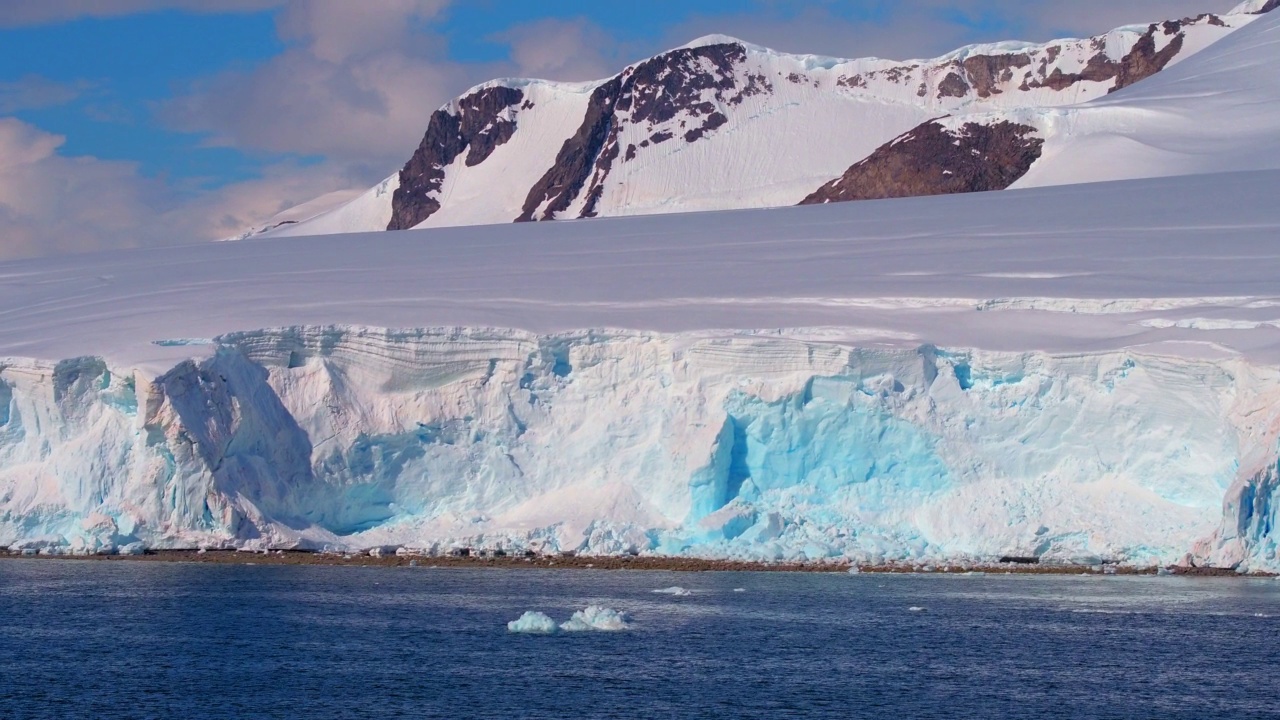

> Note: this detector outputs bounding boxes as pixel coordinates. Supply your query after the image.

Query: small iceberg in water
[652,586,692,596]
[507,606,630,633]
[908,606,926,612]
[507,611,559,634]
[560,606,630,632]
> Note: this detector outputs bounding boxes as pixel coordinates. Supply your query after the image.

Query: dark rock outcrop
[518,42,765,222]
[937,72,970,99]
[1029,19,1202,94]
[838,14,1229,104]
[516,78,621,223]
[800,120,1043,205]
[1255,0,1280,14]
[387,86,524,231]
[961,53,1032,98]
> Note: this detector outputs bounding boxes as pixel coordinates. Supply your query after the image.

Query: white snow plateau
[2,5,1280,572]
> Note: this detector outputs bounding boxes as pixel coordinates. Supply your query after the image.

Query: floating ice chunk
[559,606,630,632]
[507,611,559,634]
[118,542,146,556]
[733,588,746,593]
[653,586,692,596]
[908,606,926,612]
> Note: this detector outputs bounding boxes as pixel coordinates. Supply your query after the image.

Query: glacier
[3,167,1280,571]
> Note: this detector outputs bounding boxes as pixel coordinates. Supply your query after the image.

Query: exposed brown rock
[1028,21,1187,94]
[1112,27,1186,92]
[516,77,622,223]
[684,111,728,142]
[518,43,759,222]
[961,53,1032,98]
[387,86,524,230]
[937,71,970,98]
[800,119,1043,205]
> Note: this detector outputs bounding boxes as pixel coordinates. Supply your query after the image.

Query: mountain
[257,1,1273,238]
[806,0,1280,203]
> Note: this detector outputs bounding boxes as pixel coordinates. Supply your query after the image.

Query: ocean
[1,561,1277,719]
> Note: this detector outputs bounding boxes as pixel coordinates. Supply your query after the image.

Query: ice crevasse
[0,325,1277,571]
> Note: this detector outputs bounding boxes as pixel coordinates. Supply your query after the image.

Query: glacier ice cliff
[2,325,1279,571]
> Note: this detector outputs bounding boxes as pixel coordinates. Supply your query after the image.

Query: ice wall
[2,326,1278,570]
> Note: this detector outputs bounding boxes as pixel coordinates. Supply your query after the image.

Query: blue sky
[0,0,1239,257]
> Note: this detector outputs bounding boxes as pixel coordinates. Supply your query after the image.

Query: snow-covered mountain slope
[4,168,1280,570]
[259,4,1262,238]
[807,4,1280,203]
[220,188,367,242]
[1013,5,1280,188]
[266,175,399,239]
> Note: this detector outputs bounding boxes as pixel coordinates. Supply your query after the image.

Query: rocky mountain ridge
[254,1,1274,239]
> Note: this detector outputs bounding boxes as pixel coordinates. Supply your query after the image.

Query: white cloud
[0,0,282,27]
[276,0,449,63]
[0,76,92,113]
[161,0,496,172]
[0,116,366,260]
[0,118,166,258]
[491,18,621,82]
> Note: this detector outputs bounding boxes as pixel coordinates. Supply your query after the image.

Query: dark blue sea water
[0,561,1278,719]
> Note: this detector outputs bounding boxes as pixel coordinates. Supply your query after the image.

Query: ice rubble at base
[1,325,1279,571]
[507,607,630,633]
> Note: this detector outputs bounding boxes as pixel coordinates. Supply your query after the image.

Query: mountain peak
[1231,0,1280,14]
[676,33,752,51]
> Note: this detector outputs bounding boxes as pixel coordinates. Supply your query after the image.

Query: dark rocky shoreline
[2,549,1270,577]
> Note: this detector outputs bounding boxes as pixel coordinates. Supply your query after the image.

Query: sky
[0,0,1243,259]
